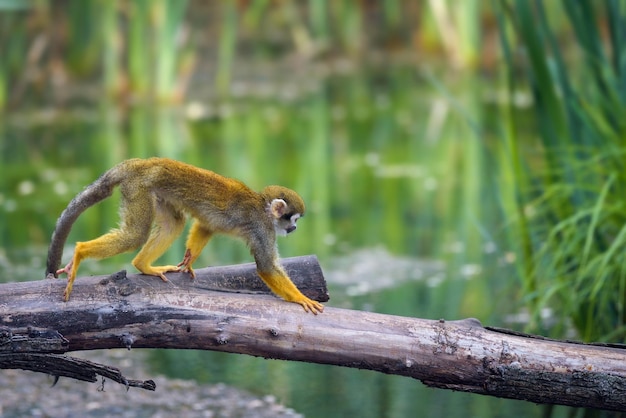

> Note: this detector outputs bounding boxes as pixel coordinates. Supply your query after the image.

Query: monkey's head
[262,186,306,236]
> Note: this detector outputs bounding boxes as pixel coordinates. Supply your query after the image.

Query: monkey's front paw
[179,265,196,279]
[178,249,193,266]
[177,260,196,279]
[176,250,197,279]
[298,298,324,315]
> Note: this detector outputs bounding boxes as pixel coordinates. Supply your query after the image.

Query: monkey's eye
[281,213,293,221]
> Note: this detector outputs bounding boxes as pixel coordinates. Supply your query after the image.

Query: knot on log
[120,333,136,350]
[268,327,280,337]
[99,270,140,297]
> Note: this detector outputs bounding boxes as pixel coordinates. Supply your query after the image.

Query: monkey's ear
[269,199,288,218]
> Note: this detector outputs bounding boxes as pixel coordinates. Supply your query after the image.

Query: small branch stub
[120,334,135,350]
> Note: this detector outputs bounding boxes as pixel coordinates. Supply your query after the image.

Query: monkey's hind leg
[60,189,155,301]
[62,229,149,301]
[131,200,185,281]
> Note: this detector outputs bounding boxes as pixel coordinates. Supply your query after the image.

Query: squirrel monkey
[45,157,324,314]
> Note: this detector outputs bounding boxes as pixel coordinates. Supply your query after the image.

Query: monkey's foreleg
[178,221,213,279]
[257,268,324,314]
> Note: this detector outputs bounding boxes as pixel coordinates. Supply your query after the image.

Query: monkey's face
[267,198,303,237]
[274,212,302,236]
[263,186,306,237]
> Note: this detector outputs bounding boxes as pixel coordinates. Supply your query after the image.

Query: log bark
[1,255,626,411]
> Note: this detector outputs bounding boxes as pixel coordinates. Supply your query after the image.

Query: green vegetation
[497,0,626,342]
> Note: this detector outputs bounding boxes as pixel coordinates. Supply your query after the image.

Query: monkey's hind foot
[136,265,180,282]
[62,279,75,302]
[55,260,74,277]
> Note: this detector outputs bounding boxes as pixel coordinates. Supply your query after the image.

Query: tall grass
[497,0,626,342]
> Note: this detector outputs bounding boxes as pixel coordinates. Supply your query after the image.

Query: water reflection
[326,246,443,296]
[1,63,549,417]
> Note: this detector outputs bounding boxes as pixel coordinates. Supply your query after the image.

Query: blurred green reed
[497,0,626,342]
[0,1,488,109]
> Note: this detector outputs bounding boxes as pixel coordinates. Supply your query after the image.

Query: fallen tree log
[1,255,626,411]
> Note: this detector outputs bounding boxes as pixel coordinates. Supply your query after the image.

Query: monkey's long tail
[45,167,123,278]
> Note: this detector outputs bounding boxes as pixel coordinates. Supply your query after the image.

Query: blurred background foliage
[1,0,626,417]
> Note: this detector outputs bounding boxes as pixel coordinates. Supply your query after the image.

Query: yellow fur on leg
[60,224,152,301]
[134,264,181,281]
[257,270,324,314]
[178,221,214,278]
[64,255,80,300]
[62,253,83,301]
[132,202,186,281]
